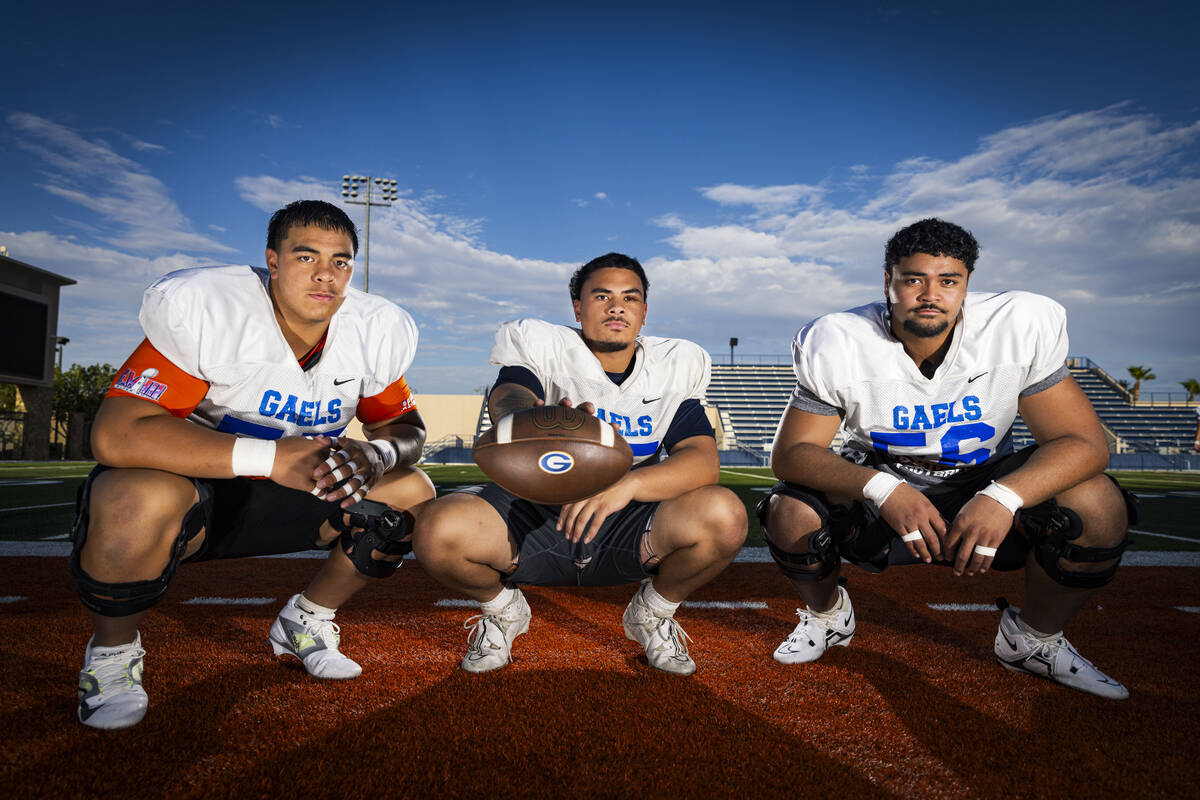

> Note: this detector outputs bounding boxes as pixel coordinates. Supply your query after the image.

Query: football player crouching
[760,218,1135,699]
[413,253,747,675]
[72,200,434,729]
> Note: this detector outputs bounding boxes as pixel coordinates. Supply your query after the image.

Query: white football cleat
[269,594,362,679]
[77,633,149,730]
[461,588,531,673]
[622,580,696,676]
[994,605,1128,700]
[773,585,855,665]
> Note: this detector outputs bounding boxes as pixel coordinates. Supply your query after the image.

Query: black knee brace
[337,499,414,579]
[69,496,206,617]
[1020,502,1128,590]
[758,494,839,582]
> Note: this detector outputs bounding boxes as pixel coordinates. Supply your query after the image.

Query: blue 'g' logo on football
[538,451,574,474]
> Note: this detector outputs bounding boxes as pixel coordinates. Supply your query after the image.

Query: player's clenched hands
[311,437,387,507]
[944,494,1013,576]
[557,475,640,544]
[878,483,946,563]
[270,436,336,493]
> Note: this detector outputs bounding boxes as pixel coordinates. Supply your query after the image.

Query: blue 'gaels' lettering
[257,391,343,426]
[637,415,652,436]
[260,390,282,416]
[892,396,982,430]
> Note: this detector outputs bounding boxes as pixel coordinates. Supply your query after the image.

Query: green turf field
[1,462,1197,549]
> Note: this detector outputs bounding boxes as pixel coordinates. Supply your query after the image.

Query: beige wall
[342,393,485,444]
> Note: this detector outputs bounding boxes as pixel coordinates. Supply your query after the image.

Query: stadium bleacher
[706,356,1198,465]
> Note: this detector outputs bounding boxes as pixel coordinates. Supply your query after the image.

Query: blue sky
[2,0,1198,395]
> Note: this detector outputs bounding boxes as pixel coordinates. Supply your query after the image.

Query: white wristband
[368,438,399,473]
[862,472,904,507]
[231,437,276,477]
[977,480,1023,515]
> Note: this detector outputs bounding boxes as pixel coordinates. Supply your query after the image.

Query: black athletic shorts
[71,464,342,567]
[760,447,1039,573]
[458,484,660,587]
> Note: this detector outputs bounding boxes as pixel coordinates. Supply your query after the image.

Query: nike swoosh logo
[967,372,988,383]
[1000,630,1019,651]
[642,397,662,404]
[334,378,355,386]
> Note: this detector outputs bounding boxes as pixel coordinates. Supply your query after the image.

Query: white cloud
[594,192,607,199]
[7,113,232,255]
[701,183,825,210]
[652,106,1200,382]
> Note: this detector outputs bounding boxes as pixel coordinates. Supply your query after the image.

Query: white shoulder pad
[640,336,711,399]
[139,265,262,377]
[344,290,420,396]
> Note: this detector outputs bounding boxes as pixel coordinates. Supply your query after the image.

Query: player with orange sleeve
[71,200,434,730]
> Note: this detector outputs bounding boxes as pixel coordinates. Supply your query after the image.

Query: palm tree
[1127,366,1156,401]
[1182,379,1200,402]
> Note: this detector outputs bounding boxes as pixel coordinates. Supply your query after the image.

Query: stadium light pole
[729,337,738,366]
[340,174,399,293]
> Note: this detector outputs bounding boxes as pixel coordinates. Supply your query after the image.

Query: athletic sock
[1015,613,1062,642]
[808,589,846,619]
[297,593,337,616]
[480,586,517,615]
[641,580,681,618]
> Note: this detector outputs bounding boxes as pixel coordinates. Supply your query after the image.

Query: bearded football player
[72,200,434,729]
[759,218,1135,699]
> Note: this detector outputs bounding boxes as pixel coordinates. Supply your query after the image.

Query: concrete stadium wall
[340,393,484,444]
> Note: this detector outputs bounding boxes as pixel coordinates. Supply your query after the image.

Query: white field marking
[1131,528,1200,543]
[0,502,74,512]
[927,603,999,612]
[0,596,27,603]
[0,480,63,487]
[433,598,766,610]
[3,543,1199,566]
[1132,493,1166,499]
[719,469,775,482]
[184,597,276,605]
[1176,607,1200,614]
[41,533,69,540]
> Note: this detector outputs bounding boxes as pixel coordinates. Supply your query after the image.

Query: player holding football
[760,218,1136,699]
[413,253,747,675]
[72,200,434,729]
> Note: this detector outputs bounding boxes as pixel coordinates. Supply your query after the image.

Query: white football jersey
[491,319,711,466]
[789,291,1069,479]
[139,265,419,439]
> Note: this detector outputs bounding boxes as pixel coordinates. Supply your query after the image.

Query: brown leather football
[473,405,633,505]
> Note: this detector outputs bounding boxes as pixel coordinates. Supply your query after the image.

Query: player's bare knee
[412,496,486,564]
[689,486,747,553]
[368,466,436,510]
[1055,474,1132,550]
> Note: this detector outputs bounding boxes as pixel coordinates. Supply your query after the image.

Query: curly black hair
[884,218,978,273]
[569,252,649,300]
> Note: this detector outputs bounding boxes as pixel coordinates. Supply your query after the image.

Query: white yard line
[0,502,74,512]
[183,597,276,605]
[927,603,1000,611]
[719,469,775,482]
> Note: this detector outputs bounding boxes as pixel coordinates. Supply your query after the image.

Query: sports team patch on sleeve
[106,339,209,418]
[356,375,417,424]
